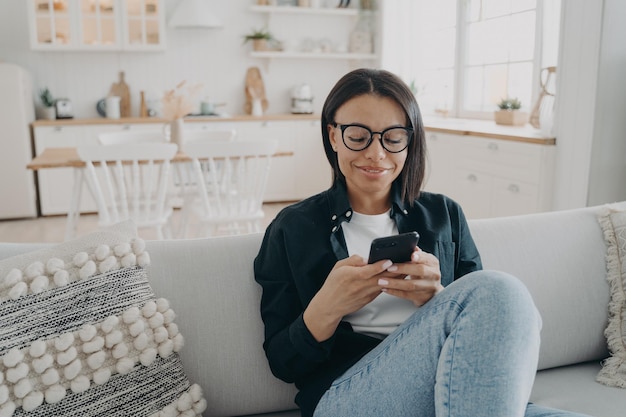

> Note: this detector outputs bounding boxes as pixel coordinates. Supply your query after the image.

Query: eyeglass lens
[342,125,410,153]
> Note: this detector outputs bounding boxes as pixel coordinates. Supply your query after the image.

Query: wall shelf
[248,4,377,62]
[249,5,360,16]
[250,51,377,60]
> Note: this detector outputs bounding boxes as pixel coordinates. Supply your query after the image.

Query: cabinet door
[293,119,332,199]
[77,0,121,49]
[121,0,165,50]
[29,0,76,49]
[456,136,543,183]
[33,125,100,215]
[491,178,539,217]
[235,121,297,202]
[423,132,456,196]
[451,168,493,219]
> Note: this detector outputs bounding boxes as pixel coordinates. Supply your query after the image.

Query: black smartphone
[367,231,420,264]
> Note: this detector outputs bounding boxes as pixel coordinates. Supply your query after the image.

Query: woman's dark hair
[321,68,426,204]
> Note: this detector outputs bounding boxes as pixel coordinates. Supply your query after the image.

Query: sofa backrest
[469,203,619,370]
[146,235,298,417]
[144,203,619,416]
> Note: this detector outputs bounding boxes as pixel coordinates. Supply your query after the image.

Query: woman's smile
[356,165,392,176]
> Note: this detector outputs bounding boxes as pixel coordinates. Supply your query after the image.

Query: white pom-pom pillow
[0,221,206,416]
[597,209,626,388]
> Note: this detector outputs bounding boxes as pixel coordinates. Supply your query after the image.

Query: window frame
[456,1,545,119]
[381,0,556,120]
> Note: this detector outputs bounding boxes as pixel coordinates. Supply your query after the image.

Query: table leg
[64,167,84,241]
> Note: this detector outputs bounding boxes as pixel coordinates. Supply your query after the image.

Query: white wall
[587,0,626,206]
[551,0,626,209]
[0,0,370,119]
[550,0,603,210]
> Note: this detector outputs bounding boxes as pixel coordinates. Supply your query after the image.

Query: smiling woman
[253,68,590,417]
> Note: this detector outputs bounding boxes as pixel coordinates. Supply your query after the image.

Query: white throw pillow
[0,221,207,416]
[597,208,626,388]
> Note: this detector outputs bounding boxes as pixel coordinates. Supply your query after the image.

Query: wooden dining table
[27,147,293,240]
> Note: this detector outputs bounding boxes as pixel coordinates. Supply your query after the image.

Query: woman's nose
[364,134,386,160]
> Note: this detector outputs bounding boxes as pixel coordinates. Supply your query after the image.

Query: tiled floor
[0,202,291,243]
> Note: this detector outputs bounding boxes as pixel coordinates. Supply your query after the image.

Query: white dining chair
[182,129,236,144]
[179,140,278,238]
[97,131,167,145]
[97,129,236,210]
[76,143,178,240]
[167,129,237,210]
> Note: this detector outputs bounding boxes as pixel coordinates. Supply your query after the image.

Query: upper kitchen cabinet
[28,0,165,51]
[248,4,378,62]
[122,0,164,50]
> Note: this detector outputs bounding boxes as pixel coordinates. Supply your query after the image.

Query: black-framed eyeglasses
[332,123,413,153]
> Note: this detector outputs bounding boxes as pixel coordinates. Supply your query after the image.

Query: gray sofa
[2,202,626,417]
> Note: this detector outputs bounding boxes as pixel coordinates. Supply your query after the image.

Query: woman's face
[328,94,408,209]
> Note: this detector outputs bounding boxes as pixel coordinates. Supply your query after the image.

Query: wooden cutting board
[109,71,131,117]
[244,67,269,115]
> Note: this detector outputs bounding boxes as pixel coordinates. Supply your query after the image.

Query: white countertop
[32,114,555,145]
[423,117,555,145]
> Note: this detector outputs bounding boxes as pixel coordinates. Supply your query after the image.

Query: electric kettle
[290,83,314,114]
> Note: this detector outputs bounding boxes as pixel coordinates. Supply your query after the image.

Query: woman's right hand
[303,255,393,342]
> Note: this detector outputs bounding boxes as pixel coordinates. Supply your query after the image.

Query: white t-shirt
[342,211,418,337]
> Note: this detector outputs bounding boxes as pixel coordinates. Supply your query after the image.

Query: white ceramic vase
[169,118,185,150]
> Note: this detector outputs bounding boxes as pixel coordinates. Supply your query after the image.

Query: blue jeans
[313,271,590,417]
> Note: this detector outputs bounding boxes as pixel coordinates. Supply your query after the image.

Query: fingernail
[387,265,398,272]
[378,279,389,286]
[412,252,419,261]
[382,260,392,269]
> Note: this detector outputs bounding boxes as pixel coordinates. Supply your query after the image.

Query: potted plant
[494,97,528,126]
[39,87,56,120]
[243,27,273,51]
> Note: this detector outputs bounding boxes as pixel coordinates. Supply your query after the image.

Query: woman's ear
[327,124,338,152]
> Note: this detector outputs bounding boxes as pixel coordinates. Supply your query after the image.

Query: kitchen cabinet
[232,119,330,201]
[423,132,555,219]
[28,0,165,51]
[248,5,378,62]
[293,119,333,199]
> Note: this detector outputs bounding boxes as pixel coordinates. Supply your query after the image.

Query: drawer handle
[54,126,62,132]
[430,134,438,141]
[467,174,478,182]
[508,184,520,193]
[488,142,499,151]
[122,125,131,130]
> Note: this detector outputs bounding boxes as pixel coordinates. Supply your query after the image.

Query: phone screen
[367,231,420,264]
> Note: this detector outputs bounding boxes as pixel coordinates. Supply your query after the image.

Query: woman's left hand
[377,248,444,307]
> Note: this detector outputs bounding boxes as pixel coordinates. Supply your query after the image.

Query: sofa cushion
[596,208,626,388]
[0,221,206,416]
[531,361,626,417]
[468,204,620,370]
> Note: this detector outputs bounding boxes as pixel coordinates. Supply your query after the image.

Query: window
[381,0,561,119]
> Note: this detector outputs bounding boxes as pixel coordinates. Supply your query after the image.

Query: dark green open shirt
[254,181,482,416]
